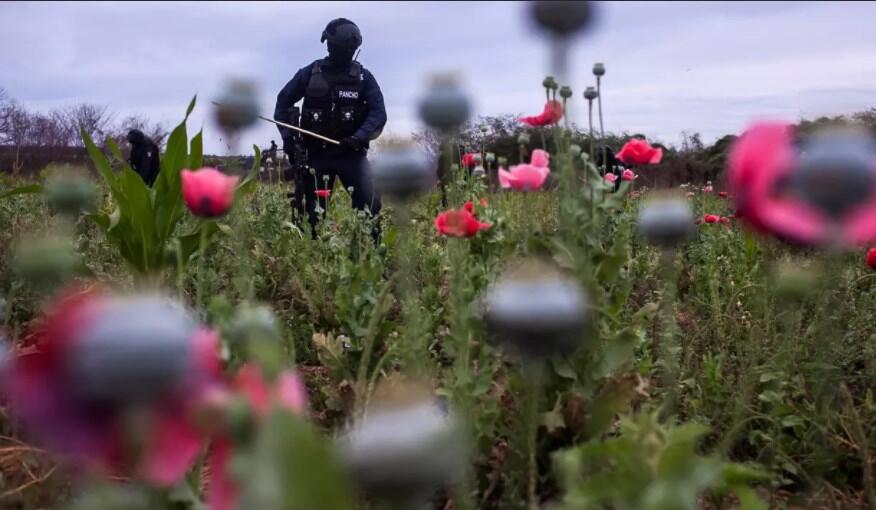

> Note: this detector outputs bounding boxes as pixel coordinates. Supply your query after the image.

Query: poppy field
[3,2,876,510]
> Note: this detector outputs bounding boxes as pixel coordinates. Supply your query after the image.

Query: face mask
[327,42,356,66]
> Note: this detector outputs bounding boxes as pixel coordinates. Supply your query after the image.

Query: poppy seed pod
[472,166,486,178]
[485,152,496,163]
[44,173,96,217]
[417,74,471,133]
[66,295,196,405]
[13,236,78,290]
[228,303,281,346]
[636,196,695,248]
[559,86,573,99]
[583,87,598,101]
[542,76,556,90]
[213,79,260,132]
[530,0,594,39]
[339,399,467,502]
[479,124,489,134]
[484,261,590,357]
[570,144,582,157]
[518,132,531,145]
[790,128,876,219]
[371,145,435,202]
[593,62,606,76]
[497,156,508,167]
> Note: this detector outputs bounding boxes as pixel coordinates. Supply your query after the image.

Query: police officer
[274,18,387,240]
[126,129,160,187]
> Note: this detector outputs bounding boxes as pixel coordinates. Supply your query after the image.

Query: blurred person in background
[127,129,160,187]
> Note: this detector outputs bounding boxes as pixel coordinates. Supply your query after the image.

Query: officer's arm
[274,67,308,140]
[353,70,388,142]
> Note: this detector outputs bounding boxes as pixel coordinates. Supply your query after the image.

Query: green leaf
[186,94,197,118]
[0,184,43,200]
[188,130,204,171]
[235,145,262,199]
[178,221,220,263]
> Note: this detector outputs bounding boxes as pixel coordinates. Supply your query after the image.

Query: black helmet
[320,18,362,50]
[127,129,145,144]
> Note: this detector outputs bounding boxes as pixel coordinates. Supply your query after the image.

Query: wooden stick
[210,101,340,145]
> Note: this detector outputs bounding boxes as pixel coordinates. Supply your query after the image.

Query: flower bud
[339,398,467,502]
[569,144,582,157]
[13,236,78,291]
[559,86,573,99]
[592,62,606,76]
[484,260,590,357]
[417,74,471,133]
[485,152,496,163]
[472,166,486,178]
[518,132,531,145]
[44,172,97,217]
[636,196,695,248]
[790,127,876,219]
[213,79,260,132]
[529,1,594,39]
[66,295,196,405]
[371,145,435,202]
[583,87,598,101]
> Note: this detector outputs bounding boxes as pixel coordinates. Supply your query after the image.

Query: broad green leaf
[0,184,42,200]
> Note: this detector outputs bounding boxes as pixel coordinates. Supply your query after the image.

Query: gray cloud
[2,1,875,154]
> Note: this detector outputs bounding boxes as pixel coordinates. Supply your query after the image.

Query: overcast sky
[2,1,875,155]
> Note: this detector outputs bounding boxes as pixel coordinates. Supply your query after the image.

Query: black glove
[339,136,363,153]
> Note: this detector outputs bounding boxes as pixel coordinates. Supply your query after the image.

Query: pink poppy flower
[617,138,663,166]
[0,286,223,486]
[718,191,728,198]
[604,173,617,184]
[704,214,720,224]
[181,168,240,218]
[720,216,731,225]
[704,185,713,193]
[621,169,638,181]
[498,149,550,191]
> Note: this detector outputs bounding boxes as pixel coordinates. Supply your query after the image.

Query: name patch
[338,90,359,99]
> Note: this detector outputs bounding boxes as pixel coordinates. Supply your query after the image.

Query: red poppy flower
[315,189,331,199]
[519,100,564,127]
[181,168,240,218]
[463,201,475,214]
[461,153,481,169]
[704,214,720,224]
[617,138,663,166]
[435,208,491,237]
[867,248,876,270]
[718,191,728,198]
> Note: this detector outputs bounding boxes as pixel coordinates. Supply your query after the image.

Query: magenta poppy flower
[621,169,638,181]
[181,168,240,218]
[0,286,223,486]
[728,121,876,246]
[434,208,491,237]
[206,364,308,510]
[315,189,331,199]
[617,138,663,166]
[519,100,564,127]
[499,149,550,191]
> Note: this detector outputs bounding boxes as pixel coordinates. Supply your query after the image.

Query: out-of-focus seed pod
[518,132,531,145]
[339,398,467,502]
[44,173,97,217]
[497,156,508,167]
[542,76,557,90]
[417,74,471,133]
[228,303,283,377]
[583,87,598,101]
[450,163,460,173]
[593,62,606,76]
[791,127,876,219]
[485,152,496,163]
[559,86,573,99]
[570,144,582,157]
[484,260,590,357]
[371,145,435,202]
[13,236,78,291]
[636,196,695,248]
[773,260,818,302]
[472,166,486,178]
[530,0,594,39]
[213,79,260,133]
[66,295,196,405]
[479,124,489,134]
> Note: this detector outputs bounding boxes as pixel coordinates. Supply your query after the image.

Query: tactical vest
[300,59,366,146]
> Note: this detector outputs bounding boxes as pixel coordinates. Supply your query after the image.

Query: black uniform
[127,129,160,187]
[596,145,622,192]
[274,18,387,240]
